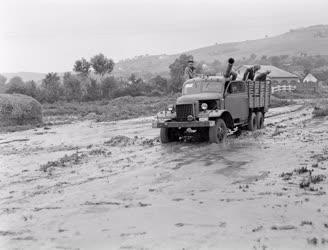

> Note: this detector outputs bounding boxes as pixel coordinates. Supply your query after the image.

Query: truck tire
[209,118,227,143]
[256,112,264,129]
[160,128,178,143]
[247,112,257,131]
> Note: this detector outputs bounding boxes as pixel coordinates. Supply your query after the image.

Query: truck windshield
[182,81,224,95]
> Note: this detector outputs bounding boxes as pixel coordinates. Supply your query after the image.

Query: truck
[152,59,271,143]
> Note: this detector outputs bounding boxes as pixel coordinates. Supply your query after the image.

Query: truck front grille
[176,104,194,121]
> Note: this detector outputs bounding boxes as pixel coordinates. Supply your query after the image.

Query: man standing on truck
[255,70,271,81]
[184,59,196,80]
[243,65,261,81]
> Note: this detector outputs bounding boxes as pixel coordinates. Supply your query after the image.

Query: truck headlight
[167,104,174,112]
[201,103,208,110]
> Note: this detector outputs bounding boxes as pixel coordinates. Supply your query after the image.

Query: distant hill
[2,72,46,83]
[114,25,328,75]
[1,72,67,84]
[3,25,328,81]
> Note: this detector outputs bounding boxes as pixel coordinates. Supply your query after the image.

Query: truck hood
[176,92,222,104]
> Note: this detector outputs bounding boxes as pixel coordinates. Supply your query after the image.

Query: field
[41,94,296,123]
[42,95,179,125]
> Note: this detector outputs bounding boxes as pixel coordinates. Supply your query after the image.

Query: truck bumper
[152,120,215,128]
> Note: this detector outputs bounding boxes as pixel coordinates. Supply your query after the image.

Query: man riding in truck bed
[254,70,271,81]
[243,65,261,81]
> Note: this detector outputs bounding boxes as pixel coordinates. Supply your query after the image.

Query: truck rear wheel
[209,118,227,143]
[256,112,264,129]
[160,128,178,143]
[247,112,257,131]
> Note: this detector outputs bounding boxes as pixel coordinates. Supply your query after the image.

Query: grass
[272,90,328,100]
[270,96,296,108]
[43,94,297,123]
[42,95,179,123]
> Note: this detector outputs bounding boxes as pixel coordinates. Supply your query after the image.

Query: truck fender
[208,110,234,129]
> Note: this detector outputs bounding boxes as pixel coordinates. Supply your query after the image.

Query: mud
[1,104,328,249]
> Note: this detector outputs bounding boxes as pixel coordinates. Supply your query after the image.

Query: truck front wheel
[209,118,227,143]
[247,112,257,131]
[160,128,178,143]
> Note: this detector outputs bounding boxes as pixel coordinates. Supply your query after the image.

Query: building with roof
[237,65,300,86]
[303,73,318,83]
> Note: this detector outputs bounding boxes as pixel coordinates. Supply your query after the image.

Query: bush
[0,94,43,126]
[313,104,328,117]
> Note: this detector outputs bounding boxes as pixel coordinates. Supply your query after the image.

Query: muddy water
[1,104,328,250]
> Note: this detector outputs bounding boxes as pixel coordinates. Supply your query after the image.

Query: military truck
[152,60,271,143]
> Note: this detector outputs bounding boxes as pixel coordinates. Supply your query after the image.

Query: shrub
[313,105,328,117]
[0,94,42,126]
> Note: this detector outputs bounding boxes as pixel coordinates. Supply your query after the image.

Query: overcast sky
[1,0,328,73]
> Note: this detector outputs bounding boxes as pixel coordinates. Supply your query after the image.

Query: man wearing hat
[243,64,261,81]
[184,58,196,80]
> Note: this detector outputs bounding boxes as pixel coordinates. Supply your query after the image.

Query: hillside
[2,72,46,83]
[3,25,328,81]
[114,25,328,75]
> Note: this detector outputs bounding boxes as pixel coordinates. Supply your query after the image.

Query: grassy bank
[42,95,179,124]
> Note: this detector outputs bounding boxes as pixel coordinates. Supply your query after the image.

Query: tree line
[0,53,170,103]
[1,53,328,103]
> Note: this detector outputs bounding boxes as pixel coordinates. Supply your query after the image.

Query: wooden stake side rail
[247,80,271,111]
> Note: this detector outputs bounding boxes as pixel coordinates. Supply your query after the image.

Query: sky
[1,0,328,73]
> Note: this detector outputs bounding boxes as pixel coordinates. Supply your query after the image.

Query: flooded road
[1,104,328,250]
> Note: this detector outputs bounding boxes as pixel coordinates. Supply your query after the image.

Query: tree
[6,76,26,94]
[269,56,282,67]
[41,73,62,103]
[169,54,193,92]
[150,75,168,93]
[100,76,117,99]
[25,80,37,98]
[73,58,91,76]
[0,74,6,85]
[90,53,115,76]
[80,77,101,101]
[63,72,82,101]
[128,73,137,84]
[312,66,328,81]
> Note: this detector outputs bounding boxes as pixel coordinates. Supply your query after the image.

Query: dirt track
[1,104,328,250]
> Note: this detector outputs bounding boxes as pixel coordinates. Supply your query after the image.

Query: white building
[303,73,318,83]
